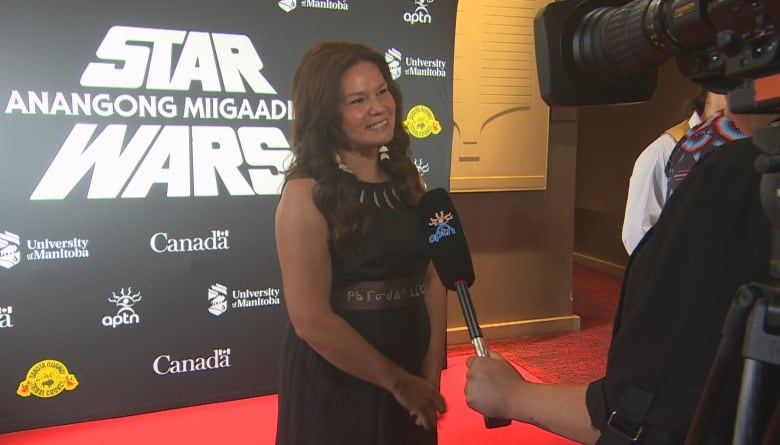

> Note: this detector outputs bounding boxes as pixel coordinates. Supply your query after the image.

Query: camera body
[534,0,780,109]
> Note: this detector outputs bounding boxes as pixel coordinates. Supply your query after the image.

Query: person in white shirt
[621,90,710,254]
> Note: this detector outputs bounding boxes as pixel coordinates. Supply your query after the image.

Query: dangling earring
[335,152,353,173]
[378,145,390,161]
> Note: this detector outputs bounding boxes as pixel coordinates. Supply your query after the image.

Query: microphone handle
[454,281,512,429]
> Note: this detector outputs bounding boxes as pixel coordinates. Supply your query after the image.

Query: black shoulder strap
[598,384,654,444]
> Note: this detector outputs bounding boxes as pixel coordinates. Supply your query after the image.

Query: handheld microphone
[418,187,512,429]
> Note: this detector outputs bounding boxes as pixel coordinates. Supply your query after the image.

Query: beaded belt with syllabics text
[330,275,426,311]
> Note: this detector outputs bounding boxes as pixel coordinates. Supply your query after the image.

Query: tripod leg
[733,359,765,445]
[684,286,760,445]
[759,398,780,445]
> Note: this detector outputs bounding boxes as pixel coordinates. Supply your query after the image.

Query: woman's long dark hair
[285,41,424,253]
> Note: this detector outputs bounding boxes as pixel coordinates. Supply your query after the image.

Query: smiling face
[337,61,396,153]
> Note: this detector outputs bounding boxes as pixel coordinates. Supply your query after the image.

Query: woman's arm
[275,178,445,429]
[466,352,601,444]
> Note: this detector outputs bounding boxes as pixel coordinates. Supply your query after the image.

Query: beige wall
[447,108,579,344]
[450,0,550,192]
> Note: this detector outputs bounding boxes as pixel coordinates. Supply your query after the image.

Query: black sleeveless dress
[275,181,436,445]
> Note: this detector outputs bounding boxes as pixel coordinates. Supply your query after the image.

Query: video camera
[534,0,780,112]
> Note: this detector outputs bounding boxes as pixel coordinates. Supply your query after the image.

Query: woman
[274,41,448,445]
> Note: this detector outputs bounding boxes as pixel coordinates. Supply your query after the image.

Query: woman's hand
[391,372,447,430]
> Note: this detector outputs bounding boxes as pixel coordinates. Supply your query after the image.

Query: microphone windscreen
[418,188,475,290]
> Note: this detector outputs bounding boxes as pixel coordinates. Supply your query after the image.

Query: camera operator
[465,107,780,444]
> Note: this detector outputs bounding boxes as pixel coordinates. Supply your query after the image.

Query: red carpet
[0,264,619,444]
[0,357,579,445]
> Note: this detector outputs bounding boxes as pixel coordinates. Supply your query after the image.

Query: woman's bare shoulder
[284,176,317,191]
[276,178,327,238]
[277,177,321,218]
[280,177,317,204]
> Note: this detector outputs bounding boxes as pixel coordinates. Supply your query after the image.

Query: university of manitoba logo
[278,0,349,13]
[404,0,435,25]
[278,0,297,12]
[0,230,91,267]
[0,230,21,269]
[17,359,79,399]
[385,48,403,80]
[427,210,456,244]
[102,288,142,328]
[208,282,281,316]
[385,47,447,80]
[208,283,229,316]
[403,105,442,139]
[0,306,14,328]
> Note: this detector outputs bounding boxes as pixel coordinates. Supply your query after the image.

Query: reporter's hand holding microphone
[465,350,531,422]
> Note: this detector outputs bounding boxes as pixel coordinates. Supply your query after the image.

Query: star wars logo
[31,124,291,199]
[22,25,293,200]
[80,26,277,93]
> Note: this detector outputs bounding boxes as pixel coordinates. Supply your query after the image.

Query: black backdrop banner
[0,0,458,433]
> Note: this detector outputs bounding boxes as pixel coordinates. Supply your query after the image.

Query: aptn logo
[414,158,430,176]
[404,0,435,25]
[426,209,456,244]
[102,288,142,328]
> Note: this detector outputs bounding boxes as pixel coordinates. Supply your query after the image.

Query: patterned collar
[679,111,747,153]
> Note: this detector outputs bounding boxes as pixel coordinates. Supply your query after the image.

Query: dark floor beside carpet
[447,263,621,385]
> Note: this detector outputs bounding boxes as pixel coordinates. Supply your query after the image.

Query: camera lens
[572,0,682,83]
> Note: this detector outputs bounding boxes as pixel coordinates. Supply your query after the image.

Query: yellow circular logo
[17,359,79,398]
[403,105,442,139]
